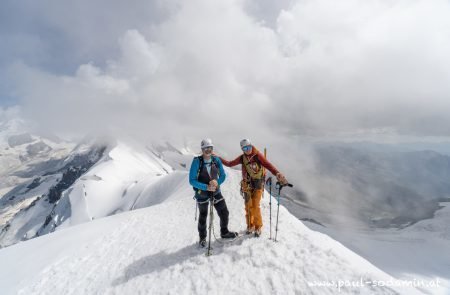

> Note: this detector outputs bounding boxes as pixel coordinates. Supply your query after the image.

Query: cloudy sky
[1,0,450,144]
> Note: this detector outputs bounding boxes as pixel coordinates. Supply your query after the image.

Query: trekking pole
[247,195,251,231]
[242,181,251,233]
[206,193,214,256]
[194,200,198,221]
[266,177,273,239]
[262,148,267,198]
[274,182,281,242]
[274,181,293,242]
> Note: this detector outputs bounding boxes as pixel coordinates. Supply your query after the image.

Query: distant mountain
[0,120,193,248]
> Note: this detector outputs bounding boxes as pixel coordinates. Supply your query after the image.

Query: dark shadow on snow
[112,234,252,287]
[111,243,202,286]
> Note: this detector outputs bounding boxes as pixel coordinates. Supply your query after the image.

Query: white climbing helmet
[240,138,251,148]
[201,138,214,149]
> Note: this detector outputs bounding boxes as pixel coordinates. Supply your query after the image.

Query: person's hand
[209,179,218,188]
[276,173,288,185]
[207,184,217,192]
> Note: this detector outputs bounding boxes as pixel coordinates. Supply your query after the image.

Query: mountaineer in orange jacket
[219,139,288,237]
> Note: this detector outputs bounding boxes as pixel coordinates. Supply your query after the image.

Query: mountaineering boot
[254,228,262,238]
[199,238,207,248]
[221,231,238,239]
[246,226,255,235]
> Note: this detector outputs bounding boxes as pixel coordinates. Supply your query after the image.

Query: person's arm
[258,152,288,184]
[219,155,242,167]
[216,157,227,186]
[189,157,208,191]
[257,151,280,176]
[258,152,288,185]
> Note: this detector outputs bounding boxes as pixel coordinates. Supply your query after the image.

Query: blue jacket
[189,155,226,192]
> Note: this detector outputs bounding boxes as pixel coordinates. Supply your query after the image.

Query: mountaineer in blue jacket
[189,138,238,247]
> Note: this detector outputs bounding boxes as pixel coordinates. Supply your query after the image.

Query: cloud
[5,0,449,141]
[4,0,450,226]
[0,0,178,71]
[0,106,21,123]
[270,0,450,136]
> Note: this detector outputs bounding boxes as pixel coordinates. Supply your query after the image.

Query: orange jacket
[220,146,280,180]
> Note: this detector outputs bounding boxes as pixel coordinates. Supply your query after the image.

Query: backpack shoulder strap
[196,156,204,177]
[211,156,220,176]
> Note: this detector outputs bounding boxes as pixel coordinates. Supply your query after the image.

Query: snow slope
[304,202,450,294]
[60,142,175,225]
[0,167,427,295]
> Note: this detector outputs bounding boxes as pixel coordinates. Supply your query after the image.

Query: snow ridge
[0,150,425,294]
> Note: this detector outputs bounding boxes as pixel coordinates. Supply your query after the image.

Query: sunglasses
[242,145,252,152]
[202,146,213,152]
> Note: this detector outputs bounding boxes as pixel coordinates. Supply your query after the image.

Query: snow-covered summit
[0,114,443,293]
[0,155,427,294]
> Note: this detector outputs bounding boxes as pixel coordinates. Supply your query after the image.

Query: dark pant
[197,194,229,240]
